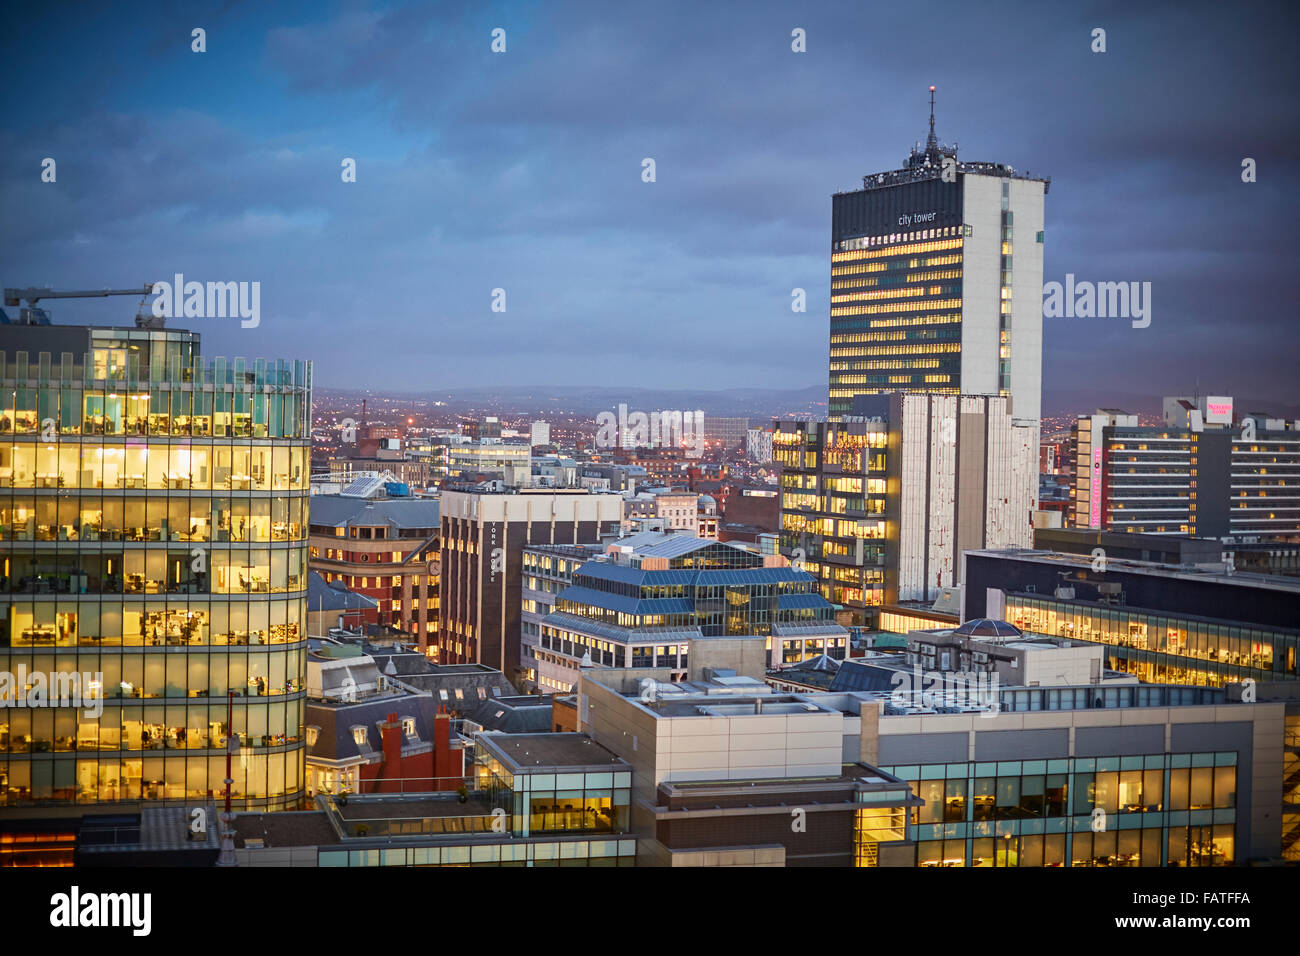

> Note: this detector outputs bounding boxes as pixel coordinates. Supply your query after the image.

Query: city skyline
[1,0,1296,409]
[1,0,1299,890]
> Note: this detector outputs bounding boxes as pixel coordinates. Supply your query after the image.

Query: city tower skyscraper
[828,88,1048,423]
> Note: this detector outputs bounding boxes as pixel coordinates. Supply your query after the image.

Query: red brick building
[308,493,441,653]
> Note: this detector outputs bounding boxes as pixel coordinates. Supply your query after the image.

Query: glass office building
[881,752,1238,867]
[964,549,1300,688]
[773,420,888,620]
[1004,594,1299,688]
[0,325,312,811]
[534,536,847,689]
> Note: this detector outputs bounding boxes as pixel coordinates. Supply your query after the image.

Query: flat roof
[636,693,839,719]
[335,794,495,821]
[478,733,628,772]
[970,548,1300,595]
[662,764,911,794]
[233,811,339,849]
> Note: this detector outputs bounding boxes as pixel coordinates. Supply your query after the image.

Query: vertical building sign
[1089,447,1103,528]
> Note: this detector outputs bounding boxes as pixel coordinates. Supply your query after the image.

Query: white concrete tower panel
[1008,177,1046,424]
[925,394,959,600]
[959,175,1004,399]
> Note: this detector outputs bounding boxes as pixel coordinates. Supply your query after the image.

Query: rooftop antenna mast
[927,85,937,153]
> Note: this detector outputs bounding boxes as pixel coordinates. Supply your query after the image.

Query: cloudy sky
[2,0,1296,411]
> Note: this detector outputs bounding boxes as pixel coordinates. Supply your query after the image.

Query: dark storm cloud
[0,0,1295,408]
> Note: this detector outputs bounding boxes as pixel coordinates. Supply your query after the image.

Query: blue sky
[2,0,1297,410]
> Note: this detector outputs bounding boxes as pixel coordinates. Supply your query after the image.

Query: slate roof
[307,572,380,612]
[393,665,517,709]
[828,659,900,694]
[306,692,439,763]
[540,610,703,645]
[308,494,440,530]
[366,648,441,677]
[467,696,555,734]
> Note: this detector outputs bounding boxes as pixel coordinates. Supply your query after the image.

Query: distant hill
[315,381,1297,424]
[315,383,829,420]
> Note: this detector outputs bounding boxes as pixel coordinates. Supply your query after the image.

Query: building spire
[901,84,956,173]
[926,85,938,153]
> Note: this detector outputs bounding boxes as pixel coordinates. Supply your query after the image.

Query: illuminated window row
[831,269,962,292]
[831,343,962,357]
[833,330,905,343]
[831,311,961,326]
[0,441,308,492]
[834,373,957,386]
[831,359,955,373]
[833,360,948,378]
[834,373,958,386]
[831,254,962,277]
[831,286,929,304]
[0,751,303,808]
[832,238,963,263]
[832,286,956,304]
[831,261,888,277]
[831,387,960,398]
[835,231,964,254]
[826,434,889,452]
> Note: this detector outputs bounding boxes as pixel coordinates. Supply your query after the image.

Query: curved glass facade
[0,334,312,811]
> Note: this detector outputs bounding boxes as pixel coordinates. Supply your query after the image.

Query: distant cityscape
[0,1,1295,903]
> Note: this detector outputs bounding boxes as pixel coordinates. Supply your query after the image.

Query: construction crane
[2,284,161,327]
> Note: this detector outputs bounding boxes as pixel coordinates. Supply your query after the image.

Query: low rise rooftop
[477,733,628,773]
[972,547,1300,595]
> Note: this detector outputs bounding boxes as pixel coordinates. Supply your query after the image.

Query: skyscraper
[774,392,1036,627]
[828,88,1048,423]
[0,321,312,818]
